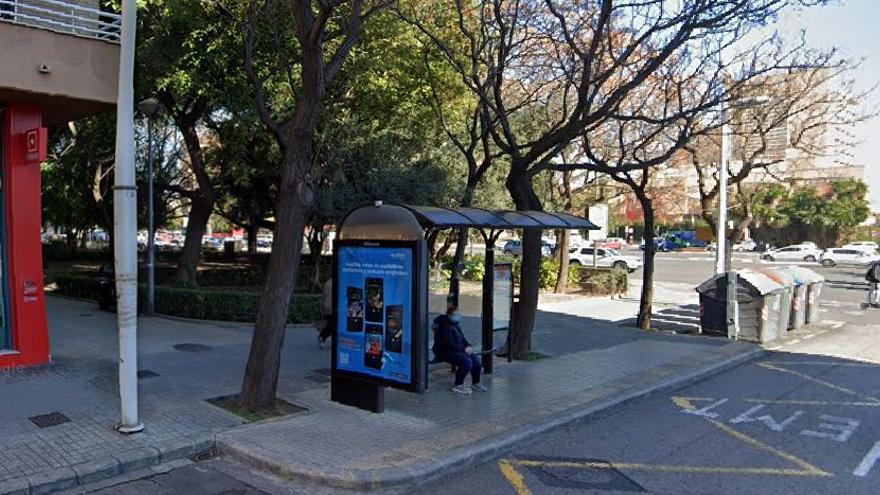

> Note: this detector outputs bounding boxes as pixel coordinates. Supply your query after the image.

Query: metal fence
[0,0,120,42]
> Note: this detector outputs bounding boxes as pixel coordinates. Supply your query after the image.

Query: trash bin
[758,268,795,333]
[695,270,783,343]
[787,266,825,324]
[774,266,824,327]
[97,263,116,311]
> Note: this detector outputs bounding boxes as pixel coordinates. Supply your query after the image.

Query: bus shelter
[331,202,596,413]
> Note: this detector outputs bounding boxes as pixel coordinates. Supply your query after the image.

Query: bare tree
[402,0,826,344]
[683,63,875,250]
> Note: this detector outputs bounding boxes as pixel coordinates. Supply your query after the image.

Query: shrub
[52,275,322,324]
[574,266,628,296]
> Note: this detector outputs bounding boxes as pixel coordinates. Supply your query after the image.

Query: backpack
[867,262,880,283]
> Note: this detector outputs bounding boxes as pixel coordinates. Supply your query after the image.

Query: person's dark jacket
[432,314,470,361]
[866,260,880,284]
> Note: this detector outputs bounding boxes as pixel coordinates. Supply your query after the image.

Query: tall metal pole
[715,116,730,275]
[114,0,143,434]
[145,116,155,316]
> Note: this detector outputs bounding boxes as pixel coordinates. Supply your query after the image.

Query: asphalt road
[73,253,879,495]
[411,254,880,495]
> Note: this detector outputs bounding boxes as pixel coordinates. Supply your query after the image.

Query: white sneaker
[451,385,472,395]
[472,383,488,392]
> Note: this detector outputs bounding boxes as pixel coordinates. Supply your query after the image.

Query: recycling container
[695,270,783,343]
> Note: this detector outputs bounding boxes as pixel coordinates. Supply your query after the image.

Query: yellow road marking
[707,420,831,477]
[506,459,826,477]
[742,398,880,407]
[769,360,878,368]
[498,411,832,494]
[498,459,532,495]
[670,396,717,410]
[755,362,880,403]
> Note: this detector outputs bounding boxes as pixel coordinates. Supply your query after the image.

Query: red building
[0,1,119,368]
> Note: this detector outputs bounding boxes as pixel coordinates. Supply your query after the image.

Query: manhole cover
[526,457,645,492]
[79,314,93,317]
[311,368,331,376]
[305,374,330,384]
[29,412,71,428]
[138,369,160,379]
[173,343,212,353]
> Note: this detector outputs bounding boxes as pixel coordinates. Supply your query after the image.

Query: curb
[0,436,214,495]
[218,344,766,491]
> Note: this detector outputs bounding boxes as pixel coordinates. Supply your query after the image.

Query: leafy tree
[238,0,391,411]
[135,0,250,284]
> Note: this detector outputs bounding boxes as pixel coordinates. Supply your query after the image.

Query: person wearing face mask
[432,306,486,395]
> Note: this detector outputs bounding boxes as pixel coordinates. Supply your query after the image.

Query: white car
[820,248,880,267]
[761,245,822,263]
[841,241,879,255]
[733,239,757,252]
[568,247,643,272]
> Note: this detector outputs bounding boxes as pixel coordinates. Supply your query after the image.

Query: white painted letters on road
[729,404,805,432]
[853,441,880,477]
[680,399,729,419]
[800,415,860,443]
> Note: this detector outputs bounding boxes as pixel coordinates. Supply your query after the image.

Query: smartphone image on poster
[346,287,364,332]
[365,278,384,322]
[364,324,384,369]
[385,305,404,354]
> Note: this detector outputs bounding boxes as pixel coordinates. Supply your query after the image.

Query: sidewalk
[0,295,759,494]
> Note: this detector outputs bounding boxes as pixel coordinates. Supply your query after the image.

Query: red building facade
[0,103,50,368]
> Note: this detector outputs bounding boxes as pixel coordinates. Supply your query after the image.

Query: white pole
[114,0,143,434]
[715,117,730,276]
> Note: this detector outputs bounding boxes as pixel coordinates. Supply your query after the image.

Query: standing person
[866,259,880,309]
[317,278,334,347]
[432,306,487,395]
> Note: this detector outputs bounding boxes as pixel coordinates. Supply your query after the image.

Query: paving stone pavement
[1,293,754,494]
[216,330,758,490]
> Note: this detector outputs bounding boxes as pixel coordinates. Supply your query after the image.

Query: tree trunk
[239,151,309,411]
[554,229,570,293]
[66,228,78,254]
[247,224,259,255]
[507,174,542,359]
[175,195,212,285]
[635,189,655,330]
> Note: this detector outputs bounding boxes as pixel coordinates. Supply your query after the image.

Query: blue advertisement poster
[336,245,414,385]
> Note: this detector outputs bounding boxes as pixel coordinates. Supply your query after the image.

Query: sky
[779,0,880,210]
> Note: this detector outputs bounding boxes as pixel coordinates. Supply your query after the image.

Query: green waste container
[695,270,783,343]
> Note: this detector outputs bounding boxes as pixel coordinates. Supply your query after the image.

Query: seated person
[432,306,487,395]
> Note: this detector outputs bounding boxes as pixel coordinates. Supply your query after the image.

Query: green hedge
[52,274,322,324]
[574,266,628,296]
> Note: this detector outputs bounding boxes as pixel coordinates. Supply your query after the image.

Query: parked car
[569,247,643,272]
[733,239,757,252]
[819,248,880,267]
[502,240,554,257]
[841,241,879,255]
[597,237,627,249]
[639,237,679,252]
[761,244,823,262]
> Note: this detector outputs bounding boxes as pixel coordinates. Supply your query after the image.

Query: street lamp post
[715,95,768,340]
[137,97,161,317]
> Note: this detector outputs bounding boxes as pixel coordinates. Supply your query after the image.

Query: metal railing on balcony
[0,0,120,42]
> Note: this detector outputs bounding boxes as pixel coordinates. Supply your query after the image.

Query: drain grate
[173,343,212,353]
[138,369,160,379]
[29,412,71,428]
[526,457,646,492]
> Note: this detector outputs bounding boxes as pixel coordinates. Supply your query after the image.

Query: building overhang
[0,22,119,125]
